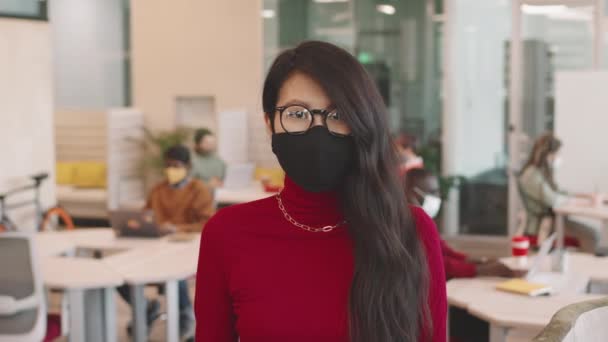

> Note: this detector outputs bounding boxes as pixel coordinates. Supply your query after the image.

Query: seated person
[405,168,523,342]
[519,133,599,253]
[404,168,521,279]
[117,144,215,340]
[192,128,227,190]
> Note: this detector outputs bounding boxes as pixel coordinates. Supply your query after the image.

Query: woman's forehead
[277,72,332,109]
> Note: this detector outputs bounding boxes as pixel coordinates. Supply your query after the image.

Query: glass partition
[263,0,441,138]
[49,0,130,108]
[0,0,46,20]
[442,0,513,236]
[263,0,606,237]
[264,0,449,226]
[519,2,593,142]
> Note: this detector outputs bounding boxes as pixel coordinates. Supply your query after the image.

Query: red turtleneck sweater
[194,178,447,341]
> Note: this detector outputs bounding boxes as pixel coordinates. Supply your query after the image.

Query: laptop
[223,163,255,189]
[524,234,589,294]
[525,233,557,279]
[109,210,169,238]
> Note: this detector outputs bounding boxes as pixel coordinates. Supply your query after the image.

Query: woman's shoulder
[202,196,277,239]
[409,205,435,231]
[521,165,542,177]
[520,166,545,185]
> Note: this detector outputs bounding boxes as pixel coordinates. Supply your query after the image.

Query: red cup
[511,236,530,257]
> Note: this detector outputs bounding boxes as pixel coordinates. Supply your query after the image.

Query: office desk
[447,278,602,342]
[37,231,125,342]
[501,252,608,284]
[554,200,608,250]
[36,229,200,342]
[119,244,199,342]
[41,257,122,342]
[215,183,273,205]
[566,253,608,287]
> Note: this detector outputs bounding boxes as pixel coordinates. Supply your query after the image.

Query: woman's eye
[328,112,341,121]
[288,110,308,119]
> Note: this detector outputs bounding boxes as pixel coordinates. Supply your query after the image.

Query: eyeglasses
[274,105,352,137]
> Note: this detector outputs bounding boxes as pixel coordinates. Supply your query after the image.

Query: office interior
[1,0,608,341]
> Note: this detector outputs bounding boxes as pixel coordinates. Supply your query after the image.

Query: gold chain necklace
[276,193,346,233]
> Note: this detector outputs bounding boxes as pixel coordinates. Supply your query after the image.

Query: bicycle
[0,173,74,232]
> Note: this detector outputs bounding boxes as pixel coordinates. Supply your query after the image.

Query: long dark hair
[263,41,430,342]
[521,132,562,189]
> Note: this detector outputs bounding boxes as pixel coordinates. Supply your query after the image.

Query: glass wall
[49,0,130,109]
[263,0,441,143]
[262,0,604,237]
[0,0,46,19]
[519,3,593,142]
[263,0,510,236]
[263,0,445,198]
[442,0,513,236]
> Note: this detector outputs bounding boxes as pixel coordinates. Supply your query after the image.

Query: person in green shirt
[192,128,227,189]
[518,133,599,253]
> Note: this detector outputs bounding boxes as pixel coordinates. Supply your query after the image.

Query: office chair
[0,233,46,342]
[533,297,608,342]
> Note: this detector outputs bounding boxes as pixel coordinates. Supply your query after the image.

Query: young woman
[519,133,599,253]
[195,41,447,342]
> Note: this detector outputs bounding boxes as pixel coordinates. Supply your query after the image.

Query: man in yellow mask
[119,144,214,340]
[146,144,215,233]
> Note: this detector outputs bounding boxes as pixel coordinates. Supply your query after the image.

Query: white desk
[36,231,125,342]
[447,278,602,342]
[215,183,273,205]
[41,257,122,342]
[566,253,608,284]
[554,200,608,250]
[118,243,199,342]
[501,252,608,284]
[36,229,200,342]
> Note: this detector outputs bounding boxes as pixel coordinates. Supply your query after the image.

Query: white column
[441,0,460,236]
[508,0,524,237]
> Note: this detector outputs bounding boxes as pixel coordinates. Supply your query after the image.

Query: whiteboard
[555,71,608,194]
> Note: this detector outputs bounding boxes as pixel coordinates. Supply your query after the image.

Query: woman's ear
[264,113,273,136]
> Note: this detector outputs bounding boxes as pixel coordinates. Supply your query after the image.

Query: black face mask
[271,126,355,192]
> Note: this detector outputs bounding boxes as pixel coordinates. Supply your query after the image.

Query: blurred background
[2,1,608,342]
[1,0,607,241]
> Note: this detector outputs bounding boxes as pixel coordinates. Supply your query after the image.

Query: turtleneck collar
[279,177,345,228]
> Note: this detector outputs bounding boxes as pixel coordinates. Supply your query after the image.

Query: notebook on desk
[496,278,553,297]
